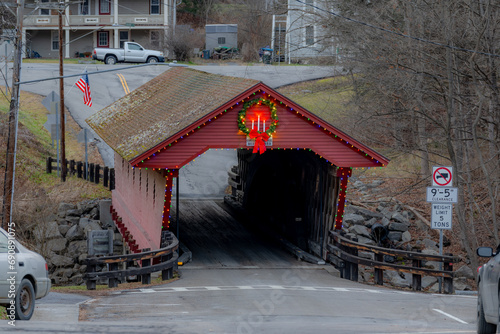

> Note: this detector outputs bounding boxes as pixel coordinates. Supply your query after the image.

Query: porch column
[113,0,119,48]
[65,0,70,58]
[334,167,352,229]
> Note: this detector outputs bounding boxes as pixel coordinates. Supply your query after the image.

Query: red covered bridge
[87,67,389,257]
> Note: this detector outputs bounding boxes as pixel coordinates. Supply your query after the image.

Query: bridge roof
[87,67,389,169]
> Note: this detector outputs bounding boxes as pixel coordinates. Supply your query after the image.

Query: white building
[273,0,337,63]
[22,0,179,59]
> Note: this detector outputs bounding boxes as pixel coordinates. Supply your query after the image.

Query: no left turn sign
[433,166,453,187]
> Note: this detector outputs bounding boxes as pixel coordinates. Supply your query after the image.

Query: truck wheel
[15,279,35,320]
[105,55,117,65]
[477,290,497,334]
[147,57,158,64]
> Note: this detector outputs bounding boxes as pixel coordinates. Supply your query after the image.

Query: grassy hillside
[0,87,111,230]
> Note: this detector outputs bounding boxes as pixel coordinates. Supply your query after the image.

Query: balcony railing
[24,14,165,27]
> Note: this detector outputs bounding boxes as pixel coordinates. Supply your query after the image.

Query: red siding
[135,88,386,169]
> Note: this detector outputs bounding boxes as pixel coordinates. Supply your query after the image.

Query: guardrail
[46,157,115,190]
[83,232,178,290]
[328,230,460,294]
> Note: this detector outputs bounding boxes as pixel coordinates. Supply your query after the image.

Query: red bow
[249,129,270,154]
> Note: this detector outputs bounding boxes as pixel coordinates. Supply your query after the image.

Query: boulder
[66,209,83,217]
[422,276,438,289]
[401,231,411,243]
[35,221,62,240]
[356,236,375,245]
[58,203,76,217]
[81,220,102,234]
[381,217,390,227]
[66,225,85,241]
[423,238,438,251]
[455,265,474,279]
[50,254,74,267]
[349,225,371,238]
[58,224,71,237]
[344,213,365,225]
[387,231,402,242]
[65,217,80,226]
[454,277,472,291]
[67,240,87,258]
[71,274,84,286]
[47,237,67,252]
[388,222,408,232]
[349,206,384,220]
[385,270,411,288]
[391,212,409,225]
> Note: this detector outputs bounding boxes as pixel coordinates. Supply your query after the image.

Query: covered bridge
[87,67,389,258]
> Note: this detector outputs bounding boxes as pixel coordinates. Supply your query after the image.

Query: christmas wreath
[238,98,279,136]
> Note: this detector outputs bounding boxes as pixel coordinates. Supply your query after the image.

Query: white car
[0,227,51,320]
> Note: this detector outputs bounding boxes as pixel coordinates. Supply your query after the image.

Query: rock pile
[343,177,472,292]
[33,200,122,286]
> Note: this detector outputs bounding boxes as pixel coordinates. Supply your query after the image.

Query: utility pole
[59,1,66,181]
[1,0,24,230]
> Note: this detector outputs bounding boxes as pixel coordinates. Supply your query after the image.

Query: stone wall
[33,199,123,286]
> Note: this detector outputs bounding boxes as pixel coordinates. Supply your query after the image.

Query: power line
[296,0,500,59]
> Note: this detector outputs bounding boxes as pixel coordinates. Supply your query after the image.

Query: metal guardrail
[83,232,179,290]
[328,230,460,294]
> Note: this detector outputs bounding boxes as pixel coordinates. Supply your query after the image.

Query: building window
[51,31,59,50]
[150,31,160,49]
[151,0,160,15]
[80,0,89,15]
[98,31,109,47]
[100,0,110,14]
[119,31,129,48]
[218,37,226,45]
[40,0,50,15]
[305,26,314,45]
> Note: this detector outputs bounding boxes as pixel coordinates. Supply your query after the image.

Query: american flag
[76,73,92,107]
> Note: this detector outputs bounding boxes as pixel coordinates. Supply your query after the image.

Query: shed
[205,24,238,51]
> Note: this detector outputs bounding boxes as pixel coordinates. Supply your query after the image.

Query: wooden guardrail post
[141,248,152,284]
[443,253,454,294]
[86,263,97,290]
[76,161,83,178]
[103,166,109,187]
[341,233,350,280]
[95,164,101,184]
[69,159,76,176]
[109,168,115,190]
[412,250,422,291]
[89,163,95,182]
[374,253,384,286]
[162,252,174,280]
[108,262,119,288]
[46,157,53,173]
[350,237,359,282]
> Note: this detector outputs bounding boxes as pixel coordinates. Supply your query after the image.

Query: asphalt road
[1,199,478,334]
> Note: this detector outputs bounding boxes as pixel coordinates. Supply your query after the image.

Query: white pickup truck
[92,42,165,65]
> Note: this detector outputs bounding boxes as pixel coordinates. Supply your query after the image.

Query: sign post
[428,166,455,293]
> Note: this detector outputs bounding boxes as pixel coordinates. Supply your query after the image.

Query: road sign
[426,187,458,203]
[41,91,59,112]
[432,166,453,187]
[431,203,453,229]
